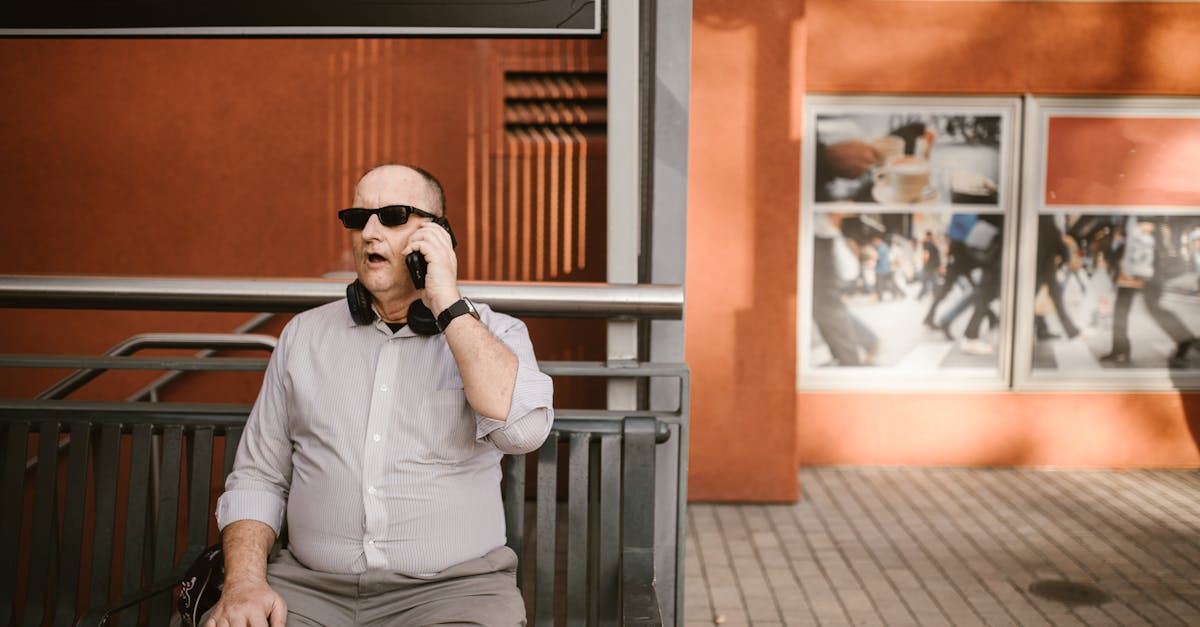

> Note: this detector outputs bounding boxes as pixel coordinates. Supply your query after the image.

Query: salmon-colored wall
[0,38,609,404]
[687,1,807,502]
[4,2,1199,510]
[687,0,1200,501]
[797,393,1200,467]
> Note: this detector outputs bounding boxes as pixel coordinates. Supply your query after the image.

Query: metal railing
[36,333,277,401]
[0,274,683,318]
[0,273,688,625]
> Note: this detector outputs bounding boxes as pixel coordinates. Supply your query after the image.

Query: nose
[361,213,385,240]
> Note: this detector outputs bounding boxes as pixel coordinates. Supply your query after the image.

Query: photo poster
[798,96,1022,390]
[1017,97,1200,390]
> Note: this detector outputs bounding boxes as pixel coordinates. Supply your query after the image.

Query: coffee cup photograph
[810,106,1004,208]
[801,96,1021,389]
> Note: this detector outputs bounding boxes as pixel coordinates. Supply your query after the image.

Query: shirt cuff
[476,363,554,449]
[216,489,287,535]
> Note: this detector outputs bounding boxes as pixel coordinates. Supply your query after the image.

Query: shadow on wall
[687,0,807,500]
[1170,369,1200,459]
[1188,397,1200,459]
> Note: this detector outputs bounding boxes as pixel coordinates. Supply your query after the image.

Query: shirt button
[372,433,382,442]
[368,486,376,495]
[368,539,375,545]
[380,384,388,392]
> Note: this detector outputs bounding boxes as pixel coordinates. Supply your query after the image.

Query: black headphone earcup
[407,299,441,336]
[347,280,376,326]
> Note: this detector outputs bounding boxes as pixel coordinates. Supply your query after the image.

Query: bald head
[352,164,445,216]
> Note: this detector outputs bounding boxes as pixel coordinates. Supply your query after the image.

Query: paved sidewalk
[685,467,1200,626]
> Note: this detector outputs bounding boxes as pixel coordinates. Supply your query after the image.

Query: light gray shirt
[216,299,554,575]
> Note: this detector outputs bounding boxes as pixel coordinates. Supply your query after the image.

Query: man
[207,164,553,626]
[871,235,899,301]
[810,213,879,366]
[916,230,941,300]
[1033,215,1081,341]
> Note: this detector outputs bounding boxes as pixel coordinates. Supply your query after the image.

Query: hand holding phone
[406,251,429,289]
[406,218,457,290]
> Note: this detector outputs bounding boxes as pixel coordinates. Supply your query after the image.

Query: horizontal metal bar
[0,275,683,319]
[6,354,688,379]
[554,409,681,423]
[0,401,672,442]
[128,314,277,402]
[0,401,679,421]
[551,418,671,444]
[0,400,252,421]
[40,333,278,401]
[0,355,269,371]
[101,333,278,352]
[539,361,689,378]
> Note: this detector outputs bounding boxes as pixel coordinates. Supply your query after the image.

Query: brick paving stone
[684,468,1200,626]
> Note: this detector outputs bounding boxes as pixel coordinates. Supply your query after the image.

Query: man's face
[348,166,441,299]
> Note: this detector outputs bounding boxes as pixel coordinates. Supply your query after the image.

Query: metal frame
[0,1,603,37]
[1015,95,1200,391]
[0,275,682,318]
[607,1,692,622]
[32,333,276,401]
[798,94,1023,391]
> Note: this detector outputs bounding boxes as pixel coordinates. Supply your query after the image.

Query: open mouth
[367,253,387,264]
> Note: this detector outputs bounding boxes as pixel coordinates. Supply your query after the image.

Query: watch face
[438,298,479,331]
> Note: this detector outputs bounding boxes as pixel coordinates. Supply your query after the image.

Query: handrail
[0,401,673,443]
[129,312,277,402]
[0,275,683,319]
[37,333,277,400]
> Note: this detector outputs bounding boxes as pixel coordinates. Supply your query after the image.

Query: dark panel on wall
[0,0,602,35]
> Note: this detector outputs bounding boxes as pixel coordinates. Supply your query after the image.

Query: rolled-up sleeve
[474,314,554,455]
[215,322,295,535]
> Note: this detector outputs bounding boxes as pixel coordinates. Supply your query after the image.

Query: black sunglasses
[338,205,457,247]
[337,205,439,229]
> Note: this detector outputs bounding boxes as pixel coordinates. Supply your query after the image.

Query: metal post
[648,1,691,624]
[607,0,642,410]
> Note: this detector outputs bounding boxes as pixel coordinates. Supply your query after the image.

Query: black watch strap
[436,298,480,331]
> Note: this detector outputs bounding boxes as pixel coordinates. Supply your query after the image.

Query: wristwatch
[436,297,480,331]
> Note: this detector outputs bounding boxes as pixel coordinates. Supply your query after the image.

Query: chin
[358,271,395,294]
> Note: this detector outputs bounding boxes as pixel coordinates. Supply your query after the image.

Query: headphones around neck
[346,280,440,335]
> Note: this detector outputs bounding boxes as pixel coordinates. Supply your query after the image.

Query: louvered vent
[503,72,606,137]
[461,70,606,282]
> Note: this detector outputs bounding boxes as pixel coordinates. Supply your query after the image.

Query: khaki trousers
[187,546,526,627]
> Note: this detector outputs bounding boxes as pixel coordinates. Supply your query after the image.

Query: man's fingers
[404,223,452,258]
[270,597,288,627]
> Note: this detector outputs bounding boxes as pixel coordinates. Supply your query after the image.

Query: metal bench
[1,398,673,626]
[0,277,689,625]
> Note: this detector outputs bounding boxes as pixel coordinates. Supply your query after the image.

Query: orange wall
[687,0,1200,501]
[0,38,609,404]
[4,2,1199,508]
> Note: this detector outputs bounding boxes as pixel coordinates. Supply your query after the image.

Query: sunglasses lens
[377,206,411,227]
[338,209,369,229]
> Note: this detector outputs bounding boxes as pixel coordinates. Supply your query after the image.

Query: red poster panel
[1044,116,1200,207]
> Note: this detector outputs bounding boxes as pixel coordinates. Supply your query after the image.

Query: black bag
[178,544,224,626]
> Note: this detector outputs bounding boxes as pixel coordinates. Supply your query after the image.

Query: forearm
[443,316,518,421]
[221,519,277,585]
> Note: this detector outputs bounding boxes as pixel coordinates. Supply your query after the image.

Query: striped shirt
[216,299,554,575]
